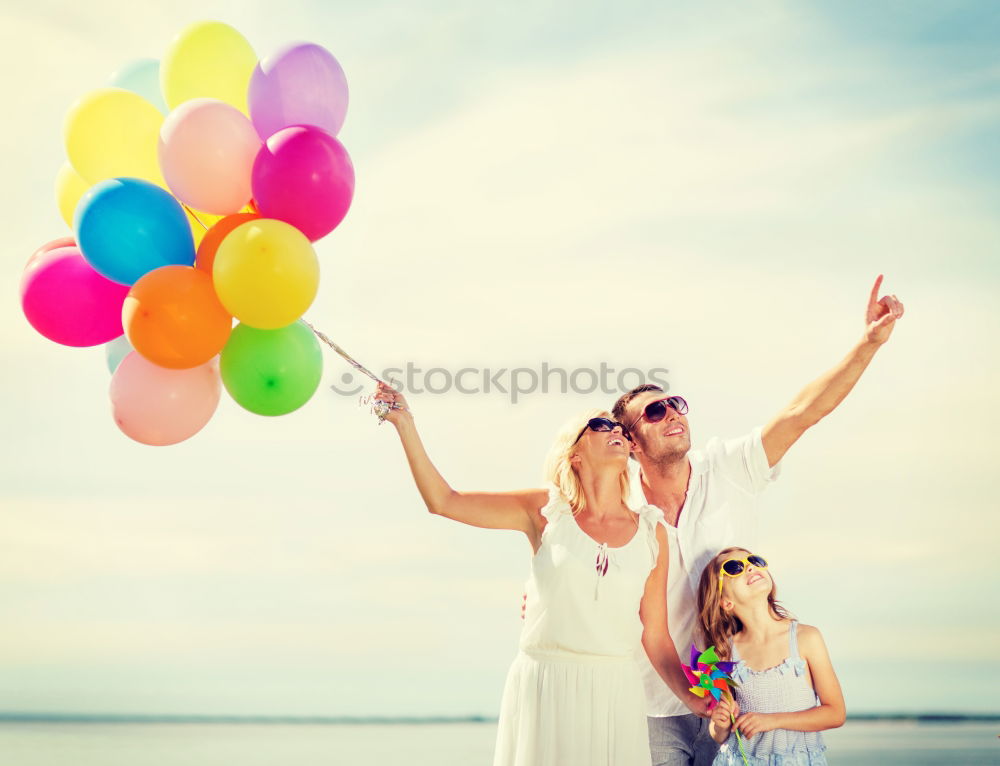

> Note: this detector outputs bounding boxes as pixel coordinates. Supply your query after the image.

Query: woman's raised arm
[376,383,548,545]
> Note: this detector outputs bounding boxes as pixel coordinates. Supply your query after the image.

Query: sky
[2,0,999,717]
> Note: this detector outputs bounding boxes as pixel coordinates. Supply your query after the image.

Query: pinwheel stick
[724,689,751,766]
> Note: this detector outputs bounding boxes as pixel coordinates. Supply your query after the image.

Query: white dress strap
[636,504,664,563]
[540,484,573,522]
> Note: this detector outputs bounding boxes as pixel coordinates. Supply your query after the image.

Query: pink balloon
[252,125,355,241]
[110,353,221,446]
[159,98,262,215]
[249,42,349,139]
[20,244,130,347]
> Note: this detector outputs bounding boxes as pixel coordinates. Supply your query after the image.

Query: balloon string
[304,321,386,385]
[183,204,210,231]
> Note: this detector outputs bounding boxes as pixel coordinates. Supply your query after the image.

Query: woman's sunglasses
[574,417,631,444]
[630,396,689,430]
[717,554,768,596]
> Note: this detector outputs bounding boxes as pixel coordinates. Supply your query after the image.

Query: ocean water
[0,720,997,765]
[822,720,1000,765]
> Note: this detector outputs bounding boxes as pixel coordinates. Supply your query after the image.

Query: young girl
[696,547,845,766]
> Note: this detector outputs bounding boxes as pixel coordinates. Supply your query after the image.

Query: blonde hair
[542,408,631,515]
[696,547,791,661]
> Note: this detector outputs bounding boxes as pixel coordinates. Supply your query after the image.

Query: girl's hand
[708,696,739,743]
[735,711,776,739]
[373,382,412,427]
[711,696,738,732]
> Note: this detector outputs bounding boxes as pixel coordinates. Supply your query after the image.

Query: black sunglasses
[574,417,630,444]
[630,395,689,430]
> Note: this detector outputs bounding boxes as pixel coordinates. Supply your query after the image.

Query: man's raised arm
[761,275,904,468]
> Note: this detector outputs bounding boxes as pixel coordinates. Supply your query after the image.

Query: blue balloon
[75,178,195,285]
[109,58,168,114]
[104,334,134,374]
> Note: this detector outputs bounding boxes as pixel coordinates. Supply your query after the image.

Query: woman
[374,382,706,766]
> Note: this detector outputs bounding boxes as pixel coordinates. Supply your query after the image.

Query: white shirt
[627,427,781,717]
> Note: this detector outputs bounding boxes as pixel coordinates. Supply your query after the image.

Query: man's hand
[762,274,905,467]
[865,274,905,345]
[683,691,714,719]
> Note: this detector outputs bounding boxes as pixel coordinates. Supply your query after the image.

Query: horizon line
[1,712,998,724]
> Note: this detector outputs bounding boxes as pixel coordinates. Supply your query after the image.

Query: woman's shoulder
[535,485,571,521]
[491,488,551,518]
[522,487,553,508]
[634,503,664,526]
[510,488,555,544]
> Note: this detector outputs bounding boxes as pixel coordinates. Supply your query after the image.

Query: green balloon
[220,320,323,416]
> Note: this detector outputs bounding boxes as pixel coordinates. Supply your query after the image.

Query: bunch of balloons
[19,21,355,446]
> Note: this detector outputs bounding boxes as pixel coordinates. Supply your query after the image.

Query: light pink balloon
[158,98,262,214]
[20,244,130,347]
[110,352,221,446]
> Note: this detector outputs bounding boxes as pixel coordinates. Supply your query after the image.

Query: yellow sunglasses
[717,554,768,596]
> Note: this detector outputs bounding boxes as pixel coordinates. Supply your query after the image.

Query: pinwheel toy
[682,644,737,709]
[682,644,749,765]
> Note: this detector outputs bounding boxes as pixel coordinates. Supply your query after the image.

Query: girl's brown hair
[696,547,791,661]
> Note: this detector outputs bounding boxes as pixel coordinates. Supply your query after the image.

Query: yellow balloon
[64,87,165,186]
[54,162,90,229]
[213,219,319,329]
[161,21,257,114]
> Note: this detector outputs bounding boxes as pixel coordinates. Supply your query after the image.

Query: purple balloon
[249,42,349,140]
[252,125,355,242]
[21,245,130,347]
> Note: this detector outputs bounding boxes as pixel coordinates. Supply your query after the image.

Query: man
[612,276,904,766]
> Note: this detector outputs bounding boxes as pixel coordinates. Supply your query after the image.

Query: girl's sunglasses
[717,554,768,596]
[631,396,689,430]
[574,417,631,444]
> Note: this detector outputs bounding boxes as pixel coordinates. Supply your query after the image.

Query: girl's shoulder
[794,623,829,657]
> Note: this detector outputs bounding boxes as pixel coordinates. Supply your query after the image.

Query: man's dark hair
[612,384,664,424]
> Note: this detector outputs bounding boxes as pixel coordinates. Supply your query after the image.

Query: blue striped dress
[713,621,828,766]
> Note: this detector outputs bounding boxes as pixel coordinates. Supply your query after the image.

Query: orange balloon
[195,212,261,273]
[123,265,232,369]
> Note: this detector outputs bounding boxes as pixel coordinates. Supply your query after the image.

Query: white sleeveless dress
[493,486,664,766]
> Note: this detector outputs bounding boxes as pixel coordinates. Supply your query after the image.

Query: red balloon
[252,125,355,241]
